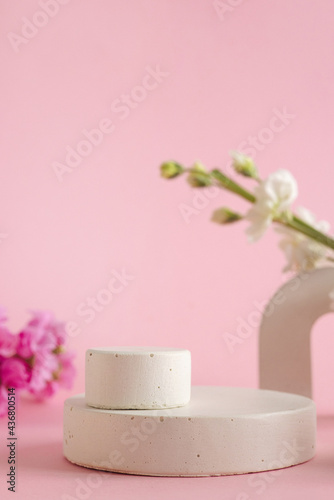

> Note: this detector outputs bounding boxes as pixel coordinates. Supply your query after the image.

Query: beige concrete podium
[64,386,316,476]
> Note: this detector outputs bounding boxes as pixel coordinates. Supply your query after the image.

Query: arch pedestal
[259,267,334,397]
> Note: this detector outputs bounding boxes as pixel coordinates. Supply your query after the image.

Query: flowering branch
[160,152,334,272]
[288,215,334,250]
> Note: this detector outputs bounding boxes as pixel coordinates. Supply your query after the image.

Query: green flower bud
[230,151,258,179]
[191,161,207,174]
[187,161,212,187]
[211,207,242,224]
[160,161,184,179]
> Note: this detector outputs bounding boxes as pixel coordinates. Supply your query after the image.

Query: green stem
[185,167,334,253]
[291,215,334,250]
[210,169,256,203]
[275,216,334,251]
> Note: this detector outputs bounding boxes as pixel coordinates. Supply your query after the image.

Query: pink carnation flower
[0,327,18,358]
[0,308,76,414]
[0,385,7,417]
[17,311,76,400]
[29,349,76,399]
[0,357,31,389]
[28,310,66,345]
[31,380,59,401]
[57,350,76,389]
[28,350,59,393]
[16,310,62,359]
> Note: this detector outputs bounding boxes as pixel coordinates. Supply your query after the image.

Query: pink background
[1,1,334,498]
[1,0,334,410]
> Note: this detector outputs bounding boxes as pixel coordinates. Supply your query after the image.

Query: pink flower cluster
[0,309,75,416]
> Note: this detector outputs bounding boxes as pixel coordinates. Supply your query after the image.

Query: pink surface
[0,396,334,500]
[1,0,334,496]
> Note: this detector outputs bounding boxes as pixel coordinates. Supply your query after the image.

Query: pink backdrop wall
[1,0,334,413]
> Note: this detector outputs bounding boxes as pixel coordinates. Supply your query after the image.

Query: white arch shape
[259,267,334,398]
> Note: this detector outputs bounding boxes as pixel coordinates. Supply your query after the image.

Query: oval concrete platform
[63,386,316,477]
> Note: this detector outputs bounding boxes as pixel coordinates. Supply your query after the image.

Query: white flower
[230,151,258,178]
[275,207,330,272]
[246,169,298,241]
